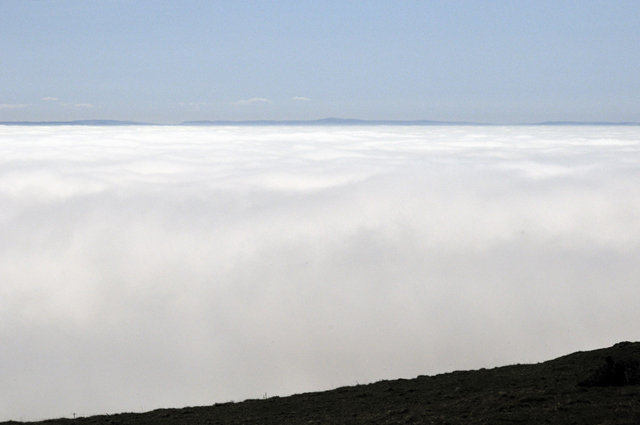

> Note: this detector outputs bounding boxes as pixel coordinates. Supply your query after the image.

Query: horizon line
[1,117,639,127]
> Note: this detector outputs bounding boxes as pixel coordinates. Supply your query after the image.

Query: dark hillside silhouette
[4,342,640,425]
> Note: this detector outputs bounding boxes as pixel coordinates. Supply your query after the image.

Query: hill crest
[5,341,640,424]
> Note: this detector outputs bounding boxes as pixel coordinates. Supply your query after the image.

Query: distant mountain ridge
[1,118,639,126]
[535,121,640,126]
[180,117,483,126]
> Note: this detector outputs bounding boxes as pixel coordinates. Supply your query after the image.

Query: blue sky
[1,0,639,123]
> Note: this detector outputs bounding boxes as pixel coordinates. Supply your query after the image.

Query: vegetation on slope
[5,342,640,425]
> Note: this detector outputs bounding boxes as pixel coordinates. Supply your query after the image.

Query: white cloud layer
[1,125,640,420]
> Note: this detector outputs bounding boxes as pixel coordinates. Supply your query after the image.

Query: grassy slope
[6,342,640,425]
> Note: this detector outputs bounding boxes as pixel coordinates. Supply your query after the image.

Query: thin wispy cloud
[292,96,310,101]
[74,103,96,108]
[232,97,271,105]
[42,97,59,101]
[0,103,29,109]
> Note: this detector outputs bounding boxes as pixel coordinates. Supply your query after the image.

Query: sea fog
[1,125,639,421]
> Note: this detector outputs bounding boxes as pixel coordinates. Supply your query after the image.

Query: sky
[1,0,640,123]
[2,124,640,420]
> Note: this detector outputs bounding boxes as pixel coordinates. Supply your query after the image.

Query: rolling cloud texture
[1,125,640,420]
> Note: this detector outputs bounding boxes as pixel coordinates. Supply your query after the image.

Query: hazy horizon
[1,118,640,126]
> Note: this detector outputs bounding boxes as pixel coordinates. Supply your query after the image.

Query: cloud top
[1,125,640,421]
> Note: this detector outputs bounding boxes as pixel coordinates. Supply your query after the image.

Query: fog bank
[1,125,639,421]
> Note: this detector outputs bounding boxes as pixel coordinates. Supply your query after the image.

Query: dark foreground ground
[6,342,640,425]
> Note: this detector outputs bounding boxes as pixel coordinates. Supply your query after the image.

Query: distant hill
[181,117,483,126]
[6,341,640,425]
[534,121,640,126]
